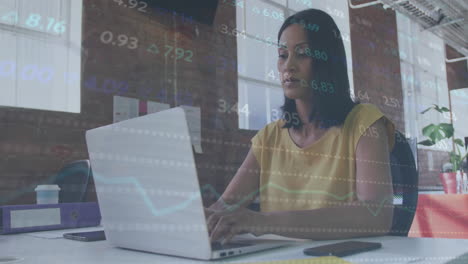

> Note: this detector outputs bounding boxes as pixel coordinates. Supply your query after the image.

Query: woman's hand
[204,207,217,220]
[207,207,264,244]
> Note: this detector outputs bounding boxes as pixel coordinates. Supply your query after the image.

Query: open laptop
[85,107,290,260]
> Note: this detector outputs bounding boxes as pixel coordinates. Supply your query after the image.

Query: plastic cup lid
[34,184,61,191]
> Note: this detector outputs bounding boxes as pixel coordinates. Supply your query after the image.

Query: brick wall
[417,149,449,187]
[349,5,404,131]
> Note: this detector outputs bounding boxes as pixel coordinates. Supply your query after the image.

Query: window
[451,88,468,152]
[236,0,353,130]
[0,0,82,113]
[396,13,450,152]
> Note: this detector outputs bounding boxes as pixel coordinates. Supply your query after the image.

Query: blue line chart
[2,166,394,218]
[91,171,394,217]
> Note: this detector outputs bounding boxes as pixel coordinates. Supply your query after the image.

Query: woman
[206,9,395,244]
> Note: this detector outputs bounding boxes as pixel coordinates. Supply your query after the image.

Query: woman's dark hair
[278,9,357,129]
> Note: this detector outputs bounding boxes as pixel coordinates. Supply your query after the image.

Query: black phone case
[303,241,382,257]
[63,231,106,242]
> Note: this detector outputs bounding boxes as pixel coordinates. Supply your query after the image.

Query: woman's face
[277,23,313,100]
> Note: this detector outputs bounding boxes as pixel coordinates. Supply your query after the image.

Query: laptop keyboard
[211,241,254,250]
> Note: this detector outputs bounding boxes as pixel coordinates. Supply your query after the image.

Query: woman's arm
[209,118,394,242]
[208,148,260,211]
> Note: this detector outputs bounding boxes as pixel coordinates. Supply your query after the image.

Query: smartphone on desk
[303,241,382,257]
[63,230,106,242]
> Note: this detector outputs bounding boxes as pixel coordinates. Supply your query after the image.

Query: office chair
[389,131,419,236]
[53,159,92,203]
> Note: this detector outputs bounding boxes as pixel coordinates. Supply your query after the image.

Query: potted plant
[418,104,468,193]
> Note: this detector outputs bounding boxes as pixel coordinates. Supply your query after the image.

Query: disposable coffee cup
[34,185,61,204]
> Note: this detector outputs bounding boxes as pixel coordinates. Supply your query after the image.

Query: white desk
[2,230,468,264]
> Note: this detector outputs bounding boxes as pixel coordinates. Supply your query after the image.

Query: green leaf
[450,151,462,171]
[422,124,437,137]
[454,138,464,147]
[432,130,445,142]
[421,124,445,142]
[440,107,450,112]
[438,123,454,138]
[418,139,435,146]
[420,106,433,114]
[433,105,450,113]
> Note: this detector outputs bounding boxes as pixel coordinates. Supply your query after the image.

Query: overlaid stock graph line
[4,168,441,221]
[1,167,394,217]
[91,171,393,217]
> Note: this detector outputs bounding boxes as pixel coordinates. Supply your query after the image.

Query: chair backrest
[389,131,419,236]
[53,159,92,203]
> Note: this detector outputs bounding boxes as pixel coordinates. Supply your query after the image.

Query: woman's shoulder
[345,103,384,123]
[267,119,286,128]
[260,119,285,134]
[253,119,285,142]
[344,103,396,149]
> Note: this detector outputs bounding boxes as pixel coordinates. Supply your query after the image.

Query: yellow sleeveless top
[251,104,395,212]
